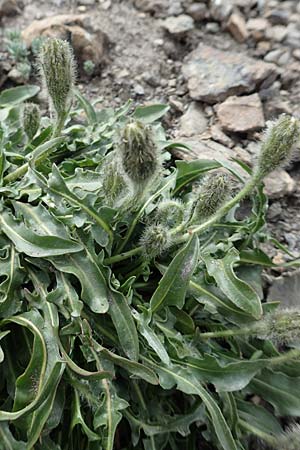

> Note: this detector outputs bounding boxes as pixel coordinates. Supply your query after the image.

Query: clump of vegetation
[0,38,300,450]
[83,59,96,76]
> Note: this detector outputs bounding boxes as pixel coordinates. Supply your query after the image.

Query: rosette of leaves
[0,39,300,450]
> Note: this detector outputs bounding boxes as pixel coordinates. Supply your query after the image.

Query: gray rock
[285,25,300,48]
[182,44,278,103]
[186,3,208,21]
[293,49,300,61]
[267,270,300,308]
[264,49,291,66]
[265,25,287,43]
[171,138,251,171]
[0,0,22,17]
[266,9,289,25]
[264,169,296,199]
[210,0,233,22]
[179,102,208,137]
[205,22,220,33]
[247,18,269,41]
[216,93,265,133]
[162,14,194,34]
[227,13,249,43]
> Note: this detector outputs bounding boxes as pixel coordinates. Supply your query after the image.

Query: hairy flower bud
[191,173,230,223]
[154,199,185,229]
[274,424,300,450]
[40,38,75,117]
[254,308,300,344]
[22,103,40,140]
[140,224,172,259]
[100,154,127,207]
[119,120,159,187]
[255,115,300,179]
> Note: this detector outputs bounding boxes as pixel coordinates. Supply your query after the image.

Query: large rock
[178,102,208,137]
[267,270,300,308]
[171,138,251,173]
[182,44,278,103]
[227,13,249,43]
[0,0,22,18]
[216,94,265,133]
[22,14,84,43]
[162,14,194,35]
[22,14,107,68]
[264,169,296,199]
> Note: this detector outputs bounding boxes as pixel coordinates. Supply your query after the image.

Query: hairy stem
[106,176,259,264]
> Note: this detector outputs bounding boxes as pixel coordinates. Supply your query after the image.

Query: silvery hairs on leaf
[119,120,159,187]
[22,103,41,140]
[255,115,300,179]
[39,38,76,116]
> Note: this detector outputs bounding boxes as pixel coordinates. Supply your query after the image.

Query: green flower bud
[100,154,127,207]
[22,103,41,140]
[255,115,300,179]
[154,199,185,229]
[254,308,300,344]
[191,173,230,223]
[274,424,300,450]
[40,38,75,117]
[140,224,172,259]
[119,120,159,187]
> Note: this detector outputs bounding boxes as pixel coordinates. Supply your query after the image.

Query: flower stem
[106,176,259,265]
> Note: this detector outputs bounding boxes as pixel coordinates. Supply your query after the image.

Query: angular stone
[22,14,84,44]
[162,14,194,35]
[182,44,278,103]
[210,0,233,22]
[186,3,208,21]
[227,13,248,43]
[216,94,265,133]
[179,102,208,137]
[171,138,251,171]
[267,270,300,308]
[264,169,296,199]
[247,18,269,41]
[0,0,22,18]
[22,14,107,68]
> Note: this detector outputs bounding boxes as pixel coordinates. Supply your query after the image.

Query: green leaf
[47,165,113,240]
[0,85,40,107]
[0,331,10,363]
[132,104,170,123]
[0,309,64,422]
[0,245,24,316]
[65,168,103,193]
[74,89,97,124]
[0,210,83,257]
[0,423,26,449]
[146,359,237,450]
[133,308,170,365]
[182,354,266,392]
[174,160,221,194]
[250,370,300,416]
[71,390,100,441]
[100,348,158,385]
[202,247,263,319]
[108,289,139,361]
[150,235,199,313]
[48,250,109,314]
[237,400,281,436]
